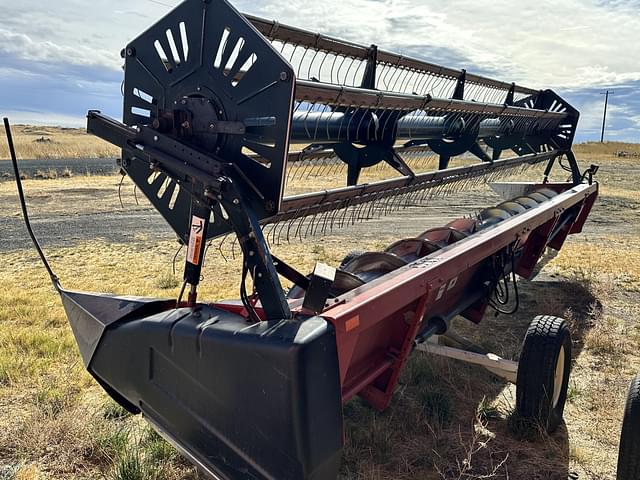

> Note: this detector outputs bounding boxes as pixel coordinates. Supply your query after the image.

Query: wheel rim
[552,346,565,408]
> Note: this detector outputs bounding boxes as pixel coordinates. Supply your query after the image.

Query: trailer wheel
[340,250,366,267]
[617,374,640,480]
[515,315,571,434]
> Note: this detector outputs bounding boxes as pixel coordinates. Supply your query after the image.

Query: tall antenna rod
[600,90,615,143]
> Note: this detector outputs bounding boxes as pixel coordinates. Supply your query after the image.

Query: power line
[142,0,174,8]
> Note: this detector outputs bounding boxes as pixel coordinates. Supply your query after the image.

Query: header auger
[9,0,599,478]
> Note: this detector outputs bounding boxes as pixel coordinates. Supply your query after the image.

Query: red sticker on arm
[187,215,205,265]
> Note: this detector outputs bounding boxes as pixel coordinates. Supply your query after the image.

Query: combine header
[7,0,599,478]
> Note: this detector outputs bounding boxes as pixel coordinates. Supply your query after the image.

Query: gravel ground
[0,158,118,180]
[0,160,635,254]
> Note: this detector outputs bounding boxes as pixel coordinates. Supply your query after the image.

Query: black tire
[617,374,640,480]
[515,315,572,434]
[339,250,366,268]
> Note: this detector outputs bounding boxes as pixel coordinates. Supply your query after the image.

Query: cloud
[0,49,123,127]
[0,29,117,69]
[1,0,638,142]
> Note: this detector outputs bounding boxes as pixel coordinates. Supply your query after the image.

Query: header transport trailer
[5,0,599,478]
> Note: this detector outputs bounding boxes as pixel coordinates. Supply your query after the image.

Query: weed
[142,428,177,463]
[35,386,74,417]
[154,271,179,290]
[401,352,435,387]
[110,450,160,480]
[476,396,502,421]
[566,381,581,403]
[420,390,452,427]
[584,315,631,359]
[95,426,130,460]
[506,410,539,441]
[103,399,132,421]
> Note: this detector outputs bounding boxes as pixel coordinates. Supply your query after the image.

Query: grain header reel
[8,0,599,478]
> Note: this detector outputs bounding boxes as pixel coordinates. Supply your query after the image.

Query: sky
[0,0,637,143]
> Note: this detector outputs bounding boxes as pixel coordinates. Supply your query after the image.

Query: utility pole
[600,90,615,143]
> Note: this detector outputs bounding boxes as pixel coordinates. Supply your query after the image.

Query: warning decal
[187,215,205,265]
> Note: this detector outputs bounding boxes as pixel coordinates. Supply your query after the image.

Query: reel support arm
[216,179,292,320]
[88,111,291,319]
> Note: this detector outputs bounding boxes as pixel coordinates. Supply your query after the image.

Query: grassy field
[0,125,119,160]
[0,140,639,479]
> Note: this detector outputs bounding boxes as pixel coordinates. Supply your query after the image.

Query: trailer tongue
[8,0,599,478]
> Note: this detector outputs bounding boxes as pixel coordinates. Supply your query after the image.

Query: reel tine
[269,150,554,240]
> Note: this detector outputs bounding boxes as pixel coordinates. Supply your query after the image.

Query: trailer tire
[515,315,571,434]
[339,250,366,268]
[617,374,640,480]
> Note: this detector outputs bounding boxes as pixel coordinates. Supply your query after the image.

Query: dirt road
[0,164,636,253]
[0,163,506,252]
[0,158,118,180]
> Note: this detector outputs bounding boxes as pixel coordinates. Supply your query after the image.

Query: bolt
[181,121,190,129]
[126,47,135,57]
[280,71,288,81]
[209,123,216,130]
[233,198,240,205]
[153,135,159,142]
[197,86,201,91]
[249,251,255,256]
[257,273,263,278]
[181,99,187,105]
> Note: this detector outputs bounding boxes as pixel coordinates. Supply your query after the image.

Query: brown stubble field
[0,125,119,160]
[0,134,639,480]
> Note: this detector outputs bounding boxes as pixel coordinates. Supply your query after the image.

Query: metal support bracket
[505,82,515,105]
[453,69,466,100]
[361,44,378,90]
[219,179,291,320]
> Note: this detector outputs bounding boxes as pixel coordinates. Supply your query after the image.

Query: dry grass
[0,125,118,160]
[549,237,640,292]
[0,238,371,479]
[0,175,144,217]
[0,141,639,479]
